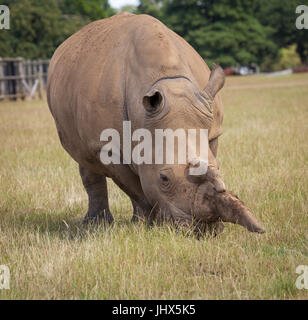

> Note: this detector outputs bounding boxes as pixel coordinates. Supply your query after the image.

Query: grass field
[0,74,307,299]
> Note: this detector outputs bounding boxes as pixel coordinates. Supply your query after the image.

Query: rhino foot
[83,208,114,225]
[131,199,147,223]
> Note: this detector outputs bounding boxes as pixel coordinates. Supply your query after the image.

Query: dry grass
[0,74,307,299]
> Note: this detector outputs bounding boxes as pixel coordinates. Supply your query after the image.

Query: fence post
[17,57,25,100]
[0,57,4,99]
[38,59,43,99]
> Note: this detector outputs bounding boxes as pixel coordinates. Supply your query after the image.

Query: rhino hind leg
[79,165,114,224]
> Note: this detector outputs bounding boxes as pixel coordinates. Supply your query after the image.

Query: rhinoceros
[47,12,265,235]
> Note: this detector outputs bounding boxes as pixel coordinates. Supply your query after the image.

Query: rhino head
[136,65,265,235]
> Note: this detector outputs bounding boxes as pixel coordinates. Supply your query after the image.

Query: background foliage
[136,0,308,69]
[0,0,307,70]
[0,0,115,59]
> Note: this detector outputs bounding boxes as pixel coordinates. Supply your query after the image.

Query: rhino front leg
[79,165,114,224]
[131,199,147,223]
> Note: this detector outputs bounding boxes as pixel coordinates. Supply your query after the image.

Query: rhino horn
[216,191,265,233]
[202,64,225,107]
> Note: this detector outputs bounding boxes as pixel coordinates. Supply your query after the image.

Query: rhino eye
[159,169,175,191]
[143,91,163,112]
[160,173,169,183]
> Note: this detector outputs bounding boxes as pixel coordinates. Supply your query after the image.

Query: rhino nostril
[215,187,225,193]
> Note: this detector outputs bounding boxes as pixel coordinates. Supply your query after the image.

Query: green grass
[0,74,307,299]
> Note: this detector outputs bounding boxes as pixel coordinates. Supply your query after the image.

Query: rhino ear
[203,64,225,104]
[143,90,163,113]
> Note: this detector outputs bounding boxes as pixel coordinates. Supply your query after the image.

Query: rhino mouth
[167,202,193,224]
[166,202,224,237]
[168,203,192,220]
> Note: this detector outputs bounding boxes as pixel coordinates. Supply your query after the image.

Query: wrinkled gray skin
[47,13,265,235]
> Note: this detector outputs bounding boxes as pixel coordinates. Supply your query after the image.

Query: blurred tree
[137,0,166,20]
[59,0,115,20]
[138,0,278,67]
[256,0,308,64]
[119,5,138,13]
[0,0,114,59]
[0,0,70,58]
[261,44,301,72]
[180,0,275,67]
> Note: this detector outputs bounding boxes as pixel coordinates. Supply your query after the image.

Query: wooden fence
[0,57,49,100]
